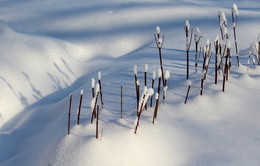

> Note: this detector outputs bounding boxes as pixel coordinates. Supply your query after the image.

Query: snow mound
[0,21,88,126]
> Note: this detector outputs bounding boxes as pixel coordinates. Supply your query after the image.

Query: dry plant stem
[137,84,140,116]
[154,34,166,86]
[154,77,161,118]
[195,42,199,71]
[134,95,146,134]
[232,12,240,67]
[258,42,260,65]
[200,78,204,96]
[134,74,139,115]
[96,105,99,139]
[185,28,193,80]
[98,80,104,108]
[91,92,99,124]
[159,47,166,86]
[215,42,219,84]
[222,49,230,92]
[92,88,95,98]
[68,94,73,135]
[153,98,159,124]
[77,93,83,125]
[120,85,123,119]
[144,72,147,110]
[150,79,155,107]
[184,85,191,104]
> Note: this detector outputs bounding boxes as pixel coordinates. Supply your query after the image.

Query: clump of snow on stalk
[91,78,95,88]
[156,26,160,34]
[206,39,210,46]
[215,35,219,43]
[187,80,192,86]
[217,54,221,66]
[133,64,138,75]
[232,4,239,15]
[138,86,148,111]
[202,69,206,78]
[136,80,139,86]
[144,64,148,72]
[95,83,100,95]
[153,70,156,80]
[226,40,231,49]
[165,70,170,80]
[157,37,163,48]
[134,117,138,126]
[163,86,168,94]
[219,10,227,26]
[252,57,256,64]
[194,27,201,42]
[142,88,154,110]
[223,26,228,38]
[155,92,159,100]
[98,71,101,80]
[185,20,190,31]
[80,89,84,95]
[90,98,95,110]
[157,68,162,78]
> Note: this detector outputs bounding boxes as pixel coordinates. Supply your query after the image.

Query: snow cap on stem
[163,86,168,94]
[98,71,101,80]
[185,20,190,31]
[156,26,160,34]
[194,27,201,42]
[80,89,84,95]
[91,78,95,88]
[226,40,231,49]
[157,68,162,78]
[219,11,227,25]
[215,35,219,43]
[165,70,170,80]
[232,4,239,15]
[153,70,156,80]
[136,80,140,86]
[252,57,256,64]
[90,98,95,110]
[95,83,100,94]
[155,92,159,100]
[144,64,148,72]
[206,39,210,46]
[187,80,192,86]
[157,37,163,48]
[133,64,138,75]
[147,88,154,96]
[247,57,250,65]
[143,86,148,95]
[223,26,228,38]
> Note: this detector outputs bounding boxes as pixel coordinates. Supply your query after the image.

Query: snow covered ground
[0,0,260,165]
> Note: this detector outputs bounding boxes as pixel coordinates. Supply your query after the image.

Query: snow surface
[0,0,260,166]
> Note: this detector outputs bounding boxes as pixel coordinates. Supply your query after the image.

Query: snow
[144,64,148,72]
[157,68,162,78]
[91,78,95,88]
[185,20,190,31]
[155,26,160,35]
[98,71,102,80]
[232,4,239,16]
[133,64,138,75]
[165,70,170,80]
[1,0,260,166]
[152,70,156,80]
[227,40,231,49]
[194,27,201,42]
